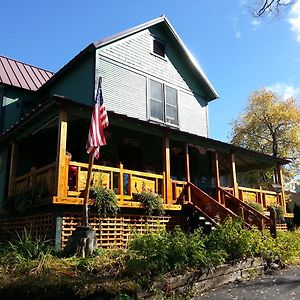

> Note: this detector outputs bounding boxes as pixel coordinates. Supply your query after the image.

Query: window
[149,79,178,126]
[153,39,165,57]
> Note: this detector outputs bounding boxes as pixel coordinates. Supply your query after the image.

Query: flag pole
[83,154,94,227]
[83,76,107,228]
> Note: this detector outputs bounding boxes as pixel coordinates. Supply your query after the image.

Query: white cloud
[231,15,242,39]
[266,82,300,99]
[251,19,261,30]
[288,0,300,42]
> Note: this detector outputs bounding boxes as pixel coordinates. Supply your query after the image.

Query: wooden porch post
[185,144,191,202]
[276,164,286,213]
[8,143,18,197]
[230,151,238,197]
[55,106,68,199]
[214,152,221,203]
[163,133,173,205]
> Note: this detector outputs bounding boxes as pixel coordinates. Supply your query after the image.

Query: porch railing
[219,187,270,230]
[222,186,283,209]
[67,161,165,204]
[13,162,56,197]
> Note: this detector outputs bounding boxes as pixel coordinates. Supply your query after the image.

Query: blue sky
[1,0,299,142]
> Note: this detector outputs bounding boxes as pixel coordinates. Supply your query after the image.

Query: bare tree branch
[250,0,294,17]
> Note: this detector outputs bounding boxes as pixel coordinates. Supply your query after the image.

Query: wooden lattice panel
[61,213,188,249]
[0,213,53,242]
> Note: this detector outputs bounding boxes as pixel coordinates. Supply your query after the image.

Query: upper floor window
[153,39,165,58]
[149,79,178,126]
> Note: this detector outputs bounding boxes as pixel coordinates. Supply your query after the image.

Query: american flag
[86,78,109,159]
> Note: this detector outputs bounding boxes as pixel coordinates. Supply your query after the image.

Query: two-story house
[0,17,291,248]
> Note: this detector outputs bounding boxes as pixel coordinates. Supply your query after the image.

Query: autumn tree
[231,88,300,185]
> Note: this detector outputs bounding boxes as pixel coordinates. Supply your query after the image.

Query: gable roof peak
[93,16,218,101]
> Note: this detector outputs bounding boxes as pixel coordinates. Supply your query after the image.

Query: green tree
[231,88,300,185]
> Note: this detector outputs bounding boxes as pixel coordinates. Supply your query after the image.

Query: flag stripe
[86,79,109,159]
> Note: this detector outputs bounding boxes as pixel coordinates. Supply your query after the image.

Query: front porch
[3,97,291,229]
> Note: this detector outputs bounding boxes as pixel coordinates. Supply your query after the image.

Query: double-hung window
[149,79,178,126]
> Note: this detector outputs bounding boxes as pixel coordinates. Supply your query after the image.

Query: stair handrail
[219,187,270,230]
[187,182,249,227]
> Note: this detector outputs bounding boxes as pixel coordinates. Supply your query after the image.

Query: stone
[63,226,97,257]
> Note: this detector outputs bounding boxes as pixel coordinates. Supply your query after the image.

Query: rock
[63,226,97,257]
[270,263,280,270]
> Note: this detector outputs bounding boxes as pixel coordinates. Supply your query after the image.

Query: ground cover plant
[1,220,300,299]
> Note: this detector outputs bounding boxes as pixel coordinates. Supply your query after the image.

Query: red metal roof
[0,55,54,91]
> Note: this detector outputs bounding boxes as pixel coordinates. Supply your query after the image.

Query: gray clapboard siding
[98,30,191,91]
[98,59,147,120]
[96,26,209,137]
[179,91,208,137]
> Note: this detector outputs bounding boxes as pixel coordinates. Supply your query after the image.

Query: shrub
[127,229,171,278]
[168,227,212,271]
[126,226,227,280]
[260,229,300,263]
[246,201,264,213]
[205,218,264,261]
[92,186,119,216]
[133,191,165,216]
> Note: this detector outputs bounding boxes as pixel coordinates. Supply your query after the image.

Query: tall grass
[0,229,53,264]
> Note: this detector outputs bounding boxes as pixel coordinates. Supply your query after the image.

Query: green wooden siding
[1,87,36,132]
[45,52,95,106]
[0,147,8,207]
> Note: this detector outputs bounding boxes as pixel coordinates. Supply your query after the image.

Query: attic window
[153,39,165,57]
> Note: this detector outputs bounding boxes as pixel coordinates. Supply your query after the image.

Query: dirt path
[195,266,300,300]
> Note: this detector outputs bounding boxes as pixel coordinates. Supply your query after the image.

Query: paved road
[195,266,300,300]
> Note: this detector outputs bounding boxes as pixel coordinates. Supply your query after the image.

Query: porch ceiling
[0,96,290,170]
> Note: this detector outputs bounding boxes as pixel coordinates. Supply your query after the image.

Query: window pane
[150,79,163,100]
[166,104,178,125]
[165,86,177,106]
[165,86,178,125]
[150,99,163,120]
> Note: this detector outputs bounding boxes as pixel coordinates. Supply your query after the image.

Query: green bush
[127,229,171,278]
[260,230,300,263]
[92,186,119,216]
[126,226,227,281]
[205,218,264,261]
[245,201,264,213]
[133,191,165,216]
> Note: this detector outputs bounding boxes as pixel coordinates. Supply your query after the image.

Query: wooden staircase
[185,182,270,231]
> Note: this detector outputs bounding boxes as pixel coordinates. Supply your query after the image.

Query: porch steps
[186,182,240,228]
[185,182,271,233]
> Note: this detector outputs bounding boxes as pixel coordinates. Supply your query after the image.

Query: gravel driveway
[195,265,300,300]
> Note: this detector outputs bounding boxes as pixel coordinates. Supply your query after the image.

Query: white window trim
[147,77,180,128]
